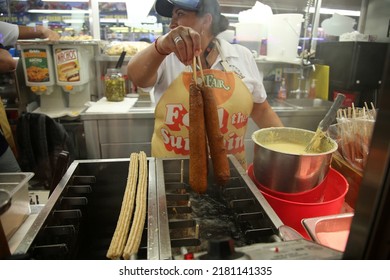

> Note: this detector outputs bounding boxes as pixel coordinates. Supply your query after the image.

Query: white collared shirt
[0,22,19,47]
[152,37,267,104]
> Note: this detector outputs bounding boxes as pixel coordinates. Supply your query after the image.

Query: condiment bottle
[277,78,287,101]
[309,79,317,99]
[104,68,125,101]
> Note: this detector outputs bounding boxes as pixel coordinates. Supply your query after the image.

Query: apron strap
[215,39,232,72]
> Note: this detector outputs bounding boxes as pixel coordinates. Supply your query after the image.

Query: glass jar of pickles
[104,68,125,101]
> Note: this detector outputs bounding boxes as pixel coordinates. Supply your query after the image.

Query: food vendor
[130,0,284,168]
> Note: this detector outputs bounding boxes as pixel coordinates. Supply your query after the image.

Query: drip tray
[155,156,284,259]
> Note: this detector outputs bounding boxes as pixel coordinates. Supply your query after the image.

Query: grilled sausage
[189,83,208,193]
[201,85,230,185]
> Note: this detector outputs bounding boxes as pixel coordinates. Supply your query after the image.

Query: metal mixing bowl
[252,127,338,193]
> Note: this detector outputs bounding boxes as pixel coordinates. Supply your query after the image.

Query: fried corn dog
[123,151,148,259]
[106,153,139,259]
[201,85,230,185]
[189,83,208,194]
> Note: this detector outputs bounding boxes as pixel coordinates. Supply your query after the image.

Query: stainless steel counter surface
[80,97,333,162]
[81,99,155,120]
[81,98,332,119]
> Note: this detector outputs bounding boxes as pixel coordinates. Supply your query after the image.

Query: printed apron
[0,100,17,157]
[152,42,253,168]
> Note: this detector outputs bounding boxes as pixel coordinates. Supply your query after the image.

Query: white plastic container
[236,22,268,42]
[267,14,303,61]
[236,22,268,54]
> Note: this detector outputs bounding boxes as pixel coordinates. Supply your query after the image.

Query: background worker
[0,21,60,47]
[0,21,59,172]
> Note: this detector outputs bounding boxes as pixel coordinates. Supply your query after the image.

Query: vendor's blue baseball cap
[154,0,228,35]
[155,0,214,18]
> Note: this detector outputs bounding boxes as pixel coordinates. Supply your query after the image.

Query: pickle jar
[104,68,125,101]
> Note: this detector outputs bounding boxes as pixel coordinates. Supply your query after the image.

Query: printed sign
[22,48,50,83]
[55,48,81,82]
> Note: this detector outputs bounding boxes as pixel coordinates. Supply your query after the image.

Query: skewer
[196,56,205,82]
[364,102,369,114]
[333,102,376,172]
[180,160,184,184]
[192,57,197,81]
[371,102,377,120]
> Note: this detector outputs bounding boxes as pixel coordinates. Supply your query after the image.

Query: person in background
[127,0,283,168]
[0,21,60,47]
[0,22,59,172]
[0,46,20,172]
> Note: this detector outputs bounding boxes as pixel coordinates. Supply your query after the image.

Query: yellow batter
[263,142,310,155]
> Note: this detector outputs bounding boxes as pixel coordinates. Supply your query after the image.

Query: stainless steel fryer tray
[155,155,284,260]
[14,157,159,260]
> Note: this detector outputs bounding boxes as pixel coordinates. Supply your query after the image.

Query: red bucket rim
[247,164,349,206]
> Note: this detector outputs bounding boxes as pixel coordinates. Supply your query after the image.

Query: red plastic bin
[247,164,349,239]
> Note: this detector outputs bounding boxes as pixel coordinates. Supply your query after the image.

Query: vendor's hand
[0,49,17,73]
[156,26,202,65]
[41,27,60,41]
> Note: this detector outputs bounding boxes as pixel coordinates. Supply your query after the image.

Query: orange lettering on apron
[152,43,253,168]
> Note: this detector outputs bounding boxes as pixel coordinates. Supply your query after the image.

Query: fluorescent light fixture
[42,0,89,2]
[28,9,90,14]
[63,19,85,24]
[100,18,129,24]
[109,27,129,32]
[309,7,360,17]
[222,13,239,18]
[123,22,163,32]
[97,0,126,2]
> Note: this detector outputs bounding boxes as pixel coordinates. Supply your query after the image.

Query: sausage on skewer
[201,85,230,185]
[189,82,208,194]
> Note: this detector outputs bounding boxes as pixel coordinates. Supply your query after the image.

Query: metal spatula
[305,94,346,153]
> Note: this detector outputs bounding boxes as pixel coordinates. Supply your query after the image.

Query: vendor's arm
[126,39,167,88]
[0,49,17,73]
[18,25,60,41]
[251,101,284,128]
[127,27,202,88]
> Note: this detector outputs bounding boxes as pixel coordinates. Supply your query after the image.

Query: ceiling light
[100,19,128,24]
[309,7,361,17]
[28,9,90,14]
[63,19,85,24]
[222,13,239,18]
[42,0,89,2]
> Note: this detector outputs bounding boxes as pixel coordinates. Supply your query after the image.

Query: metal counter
[81,100,155,159]
[81,97,333,163]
